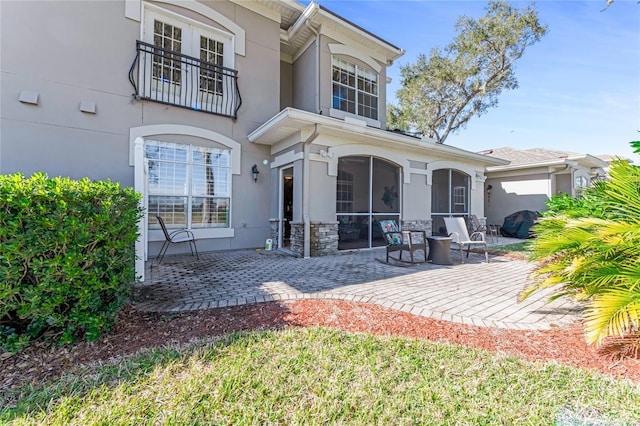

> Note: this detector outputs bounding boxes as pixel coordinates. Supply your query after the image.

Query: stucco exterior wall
[280,60,294,110]
[555,173,572,196]
[292,43,317,113]
[0,0,283,254]
[485,173,550,226]
[308,160,337,222]
[402,173,429,221]
[1,1,138,182]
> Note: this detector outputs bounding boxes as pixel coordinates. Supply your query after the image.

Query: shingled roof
[477,147,581,165]
[478,147,609,172]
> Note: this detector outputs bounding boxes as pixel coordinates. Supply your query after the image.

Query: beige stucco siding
[485,173,550,225]
[0,0,285,254]
[292,42,317,113]
[308,160,336,222]
[280,60,294,110]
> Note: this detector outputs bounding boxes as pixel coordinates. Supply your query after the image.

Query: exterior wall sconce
[251,164,260,182]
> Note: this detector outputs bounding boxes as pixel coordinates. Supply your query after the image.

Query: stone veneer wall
[401,218,433,235]
[289,221,339,257]
[268,218,280,250]
[286,219,432,257]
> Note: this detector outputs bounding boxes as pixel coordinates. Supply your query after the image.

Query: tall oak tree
[389,1,547,144]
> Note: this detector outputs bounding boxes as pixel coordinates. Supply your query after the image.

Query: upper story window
[129,6,241,118]
[332,56,378,120]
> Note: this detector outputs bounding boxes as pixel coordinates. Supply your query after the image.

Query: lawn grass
[489,241,534,259]
[3,327,639,425]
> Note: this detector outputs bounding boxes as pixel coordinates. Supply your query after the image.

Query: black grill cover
[501,210,541,239]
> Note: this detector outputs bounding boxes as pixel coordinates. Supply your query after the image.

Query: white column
[134,137,145,282]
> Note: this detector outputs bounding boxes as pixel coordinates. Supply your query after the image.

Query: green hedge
[0,173,143,352]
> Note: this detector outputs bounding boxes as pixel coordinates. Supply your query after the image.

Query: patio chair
[470,214,498,244]
[155,215,199,263]
[379,219,427,264]
[469,214,486,233]
[444,217,488,263]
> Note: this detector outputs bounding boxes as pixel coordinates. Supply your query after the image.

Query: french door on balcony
[142,8,233,113]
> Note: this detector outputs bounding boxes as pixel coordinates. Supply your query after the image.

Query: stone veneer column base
[401,218,433,235]
[289,221,339,257]
[269,218,280,250]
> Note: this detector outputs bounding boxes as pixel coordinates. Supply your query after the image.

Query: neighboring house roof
[594,154,634,164]
[249,108,508,166]
[479,147,608,173]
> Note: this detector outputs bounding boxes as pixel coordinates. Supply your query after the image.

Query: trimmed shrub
[0,173,143,352]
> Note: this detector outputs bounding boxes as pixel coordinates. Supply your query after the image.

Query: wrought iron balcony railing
[129,41,241,119]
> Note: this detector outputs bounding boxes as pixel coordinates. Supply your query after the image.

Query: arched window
[336,156,400,249]
[332,56,378,120]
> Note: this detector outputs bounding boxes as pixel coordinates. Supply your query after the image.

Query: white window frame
[141,5,235,112]
[336,169,354,213]
[330,55,380,126]
[145,141,232,233]
[131,125,241,254]
[453,186,466,211]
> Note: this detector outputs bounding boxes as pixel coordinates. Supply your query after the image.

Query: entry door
[277,167,294,249]
[281,168,293,248]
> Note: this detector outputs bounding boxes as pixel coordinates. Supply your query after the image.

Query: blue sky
[307,0,640,162]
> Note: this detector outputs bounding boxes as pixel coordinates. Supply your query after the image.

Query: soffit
[261,0,305,27]
[279,3,404,64]
[248,109,507,166]
[228,0,304,25]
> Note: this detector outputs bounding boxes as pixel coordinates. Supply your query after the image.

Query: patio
[132,240,582,331]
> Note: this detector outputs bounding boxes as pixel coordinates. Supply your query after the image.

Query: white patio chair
[443,217,489,263]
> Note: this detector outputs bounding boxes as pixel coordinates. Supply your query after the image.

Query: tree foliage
[388,1,547,143]
[522,154,640,347]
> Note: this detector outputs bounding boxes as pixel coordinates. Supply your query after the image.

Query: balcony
[129,41,241,119]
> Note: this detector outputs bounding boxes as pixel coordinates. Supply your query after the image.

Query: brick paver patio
[132,247,582,330]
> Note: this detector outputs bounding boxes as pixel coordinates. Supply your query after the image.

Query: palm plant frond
[524,159,640,348]
[584,288,640,346]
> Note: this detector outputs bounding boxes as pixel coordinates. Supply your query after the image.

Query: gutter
[487,158,577,173]
[286,1,319,42]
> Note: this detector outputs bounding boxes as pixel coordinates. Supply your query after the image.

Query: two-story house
[0,0,506,281]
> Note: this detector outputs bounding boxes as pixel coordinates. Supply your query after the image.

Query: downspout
[303,124,320,258]
[305,19,321,114]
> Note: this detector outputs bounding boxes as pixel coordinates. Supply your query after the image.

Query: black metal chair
[155,215,199,263]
